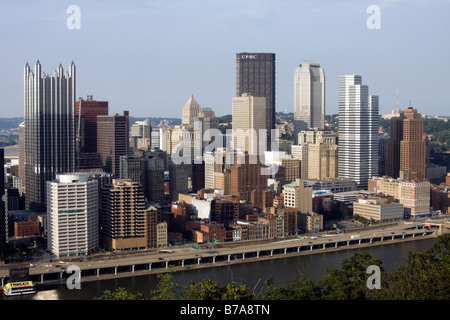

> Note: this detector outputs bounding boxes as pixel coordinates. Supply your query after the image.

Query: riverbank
[37,231,438,287]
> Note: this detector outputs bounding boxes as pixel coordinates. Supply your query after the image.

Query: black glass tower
[236,53,276,150]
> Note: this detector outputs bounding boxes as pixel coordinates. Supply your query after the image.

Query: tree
[262,276,321,300]
[317,251,388,300]
[150,267,182,300]
[94,287,143,300]
[387,234,450,300]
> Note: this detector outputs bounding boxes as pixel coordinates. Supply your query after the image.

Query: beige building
[283,179,313,213]
[297,129,336,146]
[367,176,430,218]
[401,180,430,218]
[353,195,404,222]
[232,93,267,155]
[299,212,323,232]
[307,140,338,179]
[290,144,309,179]
[213,171,231,195]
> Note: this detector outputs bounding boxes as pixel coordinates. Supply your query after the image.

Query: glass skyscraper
[338,75,379,190]
[24,61,77,212]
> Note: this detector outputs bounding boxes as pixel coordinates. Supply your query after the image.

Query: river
[2,237,437,300]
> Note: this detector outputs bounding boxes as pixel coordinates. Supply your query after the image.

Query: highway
[0,216,446,285]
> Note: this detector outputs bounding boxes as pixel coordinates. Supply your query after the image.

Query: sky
[0,0,449,118]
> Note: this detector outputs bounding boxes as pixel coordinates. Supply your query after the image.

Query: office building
[130,120,151,153]
[293,62,325,139]
[354,194,404,222]
[46,173,99,257]
[283,179,313,213]
[386,107,426,180]
[0,149,5,255]
[308,140,338,179]
[97,111,130,177]
[338,75,379,189]
[141,149,166,203]
[232,93,266,156]
[291,144,309,179]
[236,53,276,150]
[24,62,77,212]
[298,212,323,233]
[75,96,109,154]
[400,108,426,180]
[298,128,336,146]
[230,154,273,210]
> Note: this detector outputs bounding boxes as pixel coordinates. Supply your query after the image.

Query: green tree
[150,267,182,300]
[262,276,321,300]
[387,234,450,300]
[94,287,143,300]
[317,251,388,300]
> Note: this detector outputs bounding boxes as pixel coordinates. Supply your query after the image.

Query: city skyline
[0,1,449,118]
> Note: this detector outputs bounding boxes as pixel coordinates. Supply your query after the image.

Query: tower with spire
[23,61,77,212]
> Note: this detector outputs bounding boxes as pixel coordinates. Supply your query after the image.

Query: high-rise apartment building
[24,61,77,212]
[236,53,275,150]
[97,111,130,177]
[232,93,266,156]
[338,75,379,190]
[101,179,146,251]
[75,96,109,154]
[47,173,99,257]
[293,62,325,139]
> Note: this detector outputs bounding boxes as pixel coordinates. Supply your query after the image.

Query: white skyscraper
[294,62,325,136]
[47,173,99,257]
[338,75,379,189]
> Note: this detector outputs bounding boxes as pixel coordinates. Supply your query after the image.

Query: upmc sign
[241,54,258,59]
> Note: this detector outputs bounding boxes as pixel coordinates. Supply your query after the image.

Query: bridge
[0,226,437,288]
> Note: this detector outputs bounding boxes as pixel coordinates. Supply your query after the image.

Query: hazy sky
[0,0,449,118]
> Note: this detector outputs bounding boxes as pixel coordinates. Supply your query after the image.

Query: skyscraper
[97,111,130,177]
[0,148,6,255]
[75,96,109,154]
[338,75,379,189]
[400,107,426,180]
[24,61,77,212]
[386,107,426,180]
[232,93,266,156]
[294,62,325,138]
[47,173,99,257]
[236,53,275,150]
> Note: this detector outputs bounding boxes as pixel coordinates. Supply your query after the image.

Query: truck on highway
[350,235,360,239]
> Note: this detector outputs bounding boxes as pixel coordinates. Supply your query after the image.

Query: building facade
[236,53,276,150]
[338,75,379,189]
[293,62,325,137]
[24,62,77,212]
[97,111,130,177]
[46,173,99,257]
